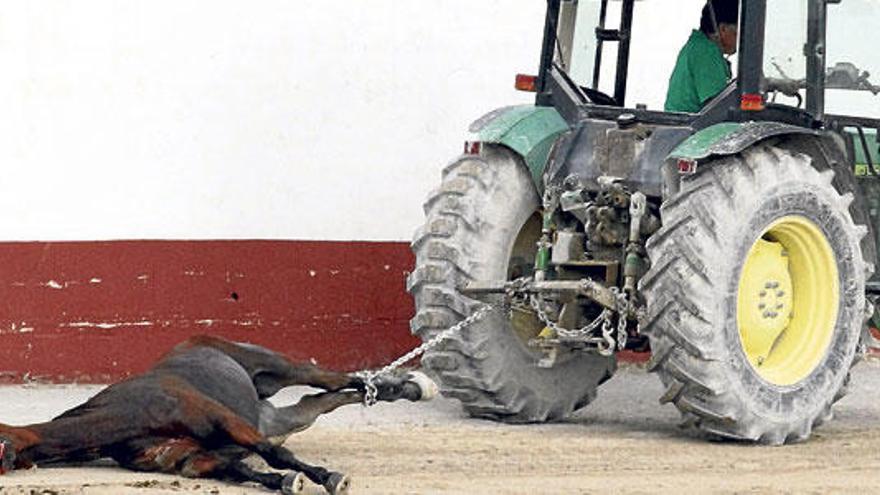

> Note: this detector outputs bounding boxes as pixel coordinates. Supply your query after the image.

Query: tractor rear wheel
[640,143,872,444]
[408,145,616,422]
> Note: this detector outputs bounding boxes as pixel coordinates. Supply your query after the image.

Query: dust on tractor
[409,0,880,444]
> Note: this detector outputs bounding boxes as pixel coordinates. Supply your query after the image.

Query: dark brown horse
[0,335,436,494]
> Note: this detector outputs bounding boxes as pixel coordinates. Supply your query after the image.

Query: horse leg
[177,336,362,397]
[252,442,349,494]
[112,437,303,494]
[370,371,438,402]
[171,385,345,492]
[221,461,310,494]
[262,373,437,441]
[221,419,344,491]
[261,391,363,440]
[179,336,437,402]
[222,460,283,489]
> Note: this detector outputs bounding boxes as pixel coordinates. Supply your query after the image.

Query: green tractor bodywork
[472,106,878,204]
[471,105,568,191]
[854,129,880,174]
[667,122,817,162]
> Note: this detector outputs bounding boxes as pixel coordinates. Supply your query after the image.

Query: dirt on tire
[642,143,872,444]
[409,144,615,423]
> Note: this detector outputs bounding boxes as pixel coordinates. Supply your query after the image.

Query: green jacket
[665,30,731,113]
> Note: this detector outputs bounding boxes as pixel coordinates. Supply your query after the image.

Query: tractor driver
[664,0,740,113]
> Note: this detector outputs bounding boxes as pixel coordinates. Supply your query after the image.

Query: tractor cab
[539,0,879,120]
[534,0,879,192]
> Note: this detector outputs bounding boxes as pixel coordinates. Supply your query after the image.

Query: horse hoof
[324,472,351,495]
[281,471,306,494]
[408,370,438,401]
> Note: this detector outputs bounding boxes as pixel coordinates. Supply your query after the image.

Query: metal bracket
[462,278,619,311]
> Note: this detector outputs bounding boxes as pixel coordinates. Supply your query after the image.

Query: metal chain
[356,304,493,406]
[529,295,616,356]
[599,316,615,356]
[613,288,630,351]
[356,282,632,405]
[530,295,609,339]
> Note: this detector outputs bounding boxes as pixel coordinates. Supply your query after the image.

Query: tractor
[408,0,880,444]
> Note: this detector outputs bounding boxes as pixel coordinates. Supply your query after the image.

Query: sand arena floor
[1,362,879,494]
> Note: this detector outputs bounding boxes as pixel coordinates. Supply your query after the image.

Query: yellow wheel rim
[736,216,839,386]
[507,212,545,348]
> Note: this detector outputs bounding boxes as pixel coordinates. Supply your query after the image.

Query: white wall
[0,1,545,241]
[0,1,710,242]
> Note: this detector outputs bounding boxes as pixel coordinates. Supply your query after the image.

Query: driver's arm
[692,44,732,108]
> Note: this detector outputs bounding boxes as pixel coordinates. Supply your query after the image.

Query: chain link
[530,295,608,338]
[356,304,493,406]
[613,288,630,351]
[528,287,631,356]
[600,315,615,356]
[529,294,616,356]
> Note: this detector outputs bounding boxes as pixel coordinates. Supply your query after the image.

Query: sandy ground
[1,362,880,495]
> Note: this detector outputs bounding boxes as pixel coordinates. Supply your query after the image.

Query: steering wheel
[580,86,619,106]
[764,77,805,108]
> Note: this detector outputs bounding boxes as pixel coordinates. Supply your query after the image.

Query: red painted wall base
[0,240,420,383]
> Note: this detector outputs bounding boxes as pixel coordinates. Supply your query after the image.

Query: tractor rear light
[464,141,482,155]
[740,93,765,111]
[678,158,698,175]
[515,74,538,92]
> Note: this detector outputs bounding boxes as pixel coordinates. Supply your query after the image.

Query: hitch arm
[461,279,619,311]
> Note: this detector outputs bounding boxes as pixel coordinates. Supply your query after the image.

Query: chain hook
[355,304,493,407]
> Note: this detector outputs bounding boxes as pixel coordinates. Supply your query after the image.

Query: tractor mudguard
[470,105,569,190]
[668,121,819,163]
[852,128,880,176]
[669,121,880,286]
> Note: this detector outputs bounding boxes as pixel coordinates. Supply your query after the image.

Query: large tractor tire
[640,143,872,444]
[408,145,616,422]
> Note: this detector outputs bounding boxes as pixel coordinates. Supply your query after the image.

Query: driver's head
[700,0,740,55]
